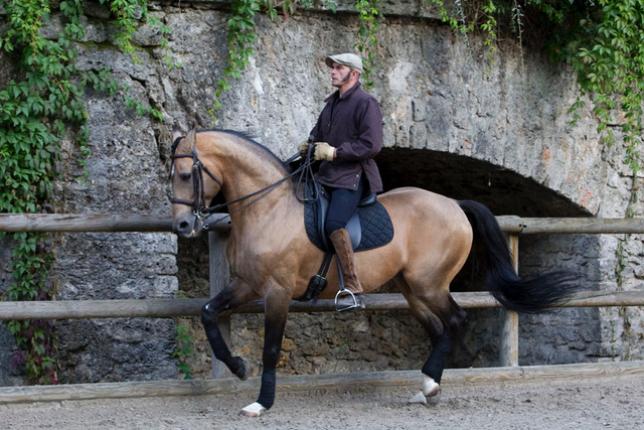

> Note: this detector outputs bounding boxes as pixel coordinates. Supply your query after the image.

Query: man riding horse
[170,53,580,417]
[303,52,384,298]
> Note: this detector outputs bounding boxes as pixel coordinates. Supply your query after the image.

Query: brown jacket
[309,82,383,193]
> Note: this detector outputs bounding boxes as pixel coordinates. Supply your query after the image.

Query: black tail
[458,200,581,313]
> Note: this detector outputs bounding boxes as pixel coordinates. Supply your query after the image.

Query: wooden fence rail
[1,213,643,234]
[0,291,643,321]
[1,212,642,383]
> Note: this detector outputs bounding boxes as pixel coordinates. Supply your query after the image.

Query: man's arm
[309,112,323,143]
[334,98,383,161]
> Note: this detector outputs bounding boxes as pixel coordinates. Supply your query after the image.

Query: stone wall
[0,1,641,383]
[0,237,19,386]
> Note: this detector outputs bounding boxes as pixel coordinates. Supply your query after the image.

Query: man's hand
[314,142,336,161]
[298,142,310,156]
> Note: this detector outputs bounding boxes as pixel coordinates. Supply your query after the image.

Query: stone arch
[376,147,603,366]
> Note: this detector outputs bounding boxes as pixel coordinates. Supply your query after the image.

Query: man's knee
[325,219,345,237]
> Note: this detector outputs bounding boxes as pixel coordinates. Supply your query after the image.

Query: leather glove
[314,142,336,161]
[298,142,310,156]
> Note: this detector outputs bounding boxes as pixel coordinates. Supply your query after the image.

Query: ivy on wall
[0,0,163,384]
[355,0,381,88]
[426,0,642,175]
[208,0,390,120]
[1,0,88,384]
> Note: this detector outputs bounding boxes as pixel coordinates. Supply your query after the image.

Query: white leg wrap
[422,376,440,397]
[240,402,266,417]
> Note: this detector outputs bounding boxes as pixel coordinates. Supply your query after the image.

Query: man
[305,52,384,296]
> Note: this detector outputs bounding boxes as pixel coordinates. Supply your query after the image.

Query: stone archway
[376,147,602,367]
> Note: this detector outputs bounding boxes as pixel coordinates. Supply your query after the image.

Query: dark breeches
[324,176,365,236]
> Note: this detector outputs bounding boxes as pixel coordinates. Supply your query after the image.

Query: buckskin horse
[170,129,579,417]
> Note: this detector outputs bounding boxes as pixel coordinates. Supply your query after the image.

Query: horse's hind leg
[397,277,466,404]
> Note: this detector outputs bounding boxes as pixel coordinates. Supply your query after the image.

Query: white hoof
[422,376,441,397]
[408,390,428,405]
[240,402,266,417]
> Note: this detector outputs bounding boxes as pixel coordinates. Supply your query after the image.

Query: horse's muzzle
[173,213,203,238]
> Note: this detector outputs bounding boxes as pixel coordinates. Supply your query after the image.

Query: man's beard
[333,70,351,87]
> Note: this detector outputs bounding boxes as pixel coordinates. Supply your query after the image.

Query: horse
[170,129,579,417]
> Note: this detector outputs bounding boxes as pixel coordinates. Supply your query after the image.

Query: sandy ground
[2,374,643,430]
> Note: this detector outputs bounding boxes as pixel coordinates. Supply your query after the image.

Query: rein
[170,134,319,230]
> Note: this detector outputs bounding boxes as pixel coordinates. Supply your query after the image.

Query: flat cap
[325,53,363,73]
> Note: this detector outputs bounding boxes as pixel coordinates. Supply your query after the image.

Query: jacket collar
[324,81,362,103]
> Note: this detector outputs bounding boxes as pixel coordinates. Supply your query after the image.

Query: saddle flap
[346,213,361,248]
[305,185,393,253]
[314,190,361,250]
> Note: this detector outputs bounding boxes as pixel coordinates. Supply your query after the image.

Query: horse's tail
[458,199,581,313]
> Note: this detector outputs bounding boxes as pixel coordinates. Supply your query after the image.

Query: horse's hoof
[408,391,427,405]
[240,402,266,417]
[422,376,441,397]
[230,356,247,380]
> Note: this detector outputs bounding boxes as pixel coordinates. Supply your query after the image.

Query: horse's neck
[212,139,297,232]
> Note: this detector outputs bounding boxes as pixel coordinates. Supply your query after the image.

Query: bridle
[170,130,318,229]
[170,149,223,217]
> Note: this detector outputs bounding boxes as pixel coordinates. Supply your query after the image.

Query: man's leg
[325,178,364,294]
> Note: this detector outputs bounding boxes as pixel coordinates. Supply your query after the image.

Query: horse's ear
[186,128,197,150]
[172,129,183,142]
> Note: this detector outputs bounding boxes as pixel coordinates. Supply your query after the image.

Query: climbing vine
[173,321,195,379]
[210,0,262,119]
[210,0,394,121]
[426,0,642,174]
[355,0,381,88]
[0,0,165,384]
[0,0,88,384]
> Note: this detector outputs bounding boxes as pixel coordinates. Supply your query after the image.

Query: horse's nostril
[179,220,190,231]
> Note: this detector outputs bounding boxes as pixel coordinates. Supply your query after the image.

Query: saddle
[296,180,394,304]
[303,181,394,253]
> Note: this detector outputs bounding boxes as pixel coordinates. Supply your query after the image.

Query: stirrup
[334,288,364,312]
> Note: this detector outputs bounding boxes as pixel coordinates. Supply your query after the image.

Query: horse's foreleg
[201,282,253,380]
[241,285,290,417]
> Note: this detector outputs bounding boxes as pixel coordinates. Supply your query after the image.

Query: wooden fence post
[500,234,520,367]
[208,229,232,378]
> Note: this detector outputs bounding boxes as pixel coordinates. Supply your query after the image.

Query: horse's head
[170,130,224,238]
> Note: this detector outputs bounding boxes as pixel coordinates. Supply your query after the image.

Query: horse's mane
[201,128,291,174]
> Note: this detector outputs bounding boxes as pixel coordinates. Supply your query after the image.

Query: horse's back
[378,186,470,234]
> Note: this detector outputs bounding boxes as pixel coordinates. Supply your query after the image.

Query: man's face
[330,63,352,87]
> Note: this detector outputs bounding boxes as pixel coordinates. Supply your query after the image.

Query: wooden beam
[0,214,172,232]
[0,360,641,404]
[1,291,643,321]
[208,229,232,378]
[496,216,644,234]
[1,213,643,234]
[500,234,520,367]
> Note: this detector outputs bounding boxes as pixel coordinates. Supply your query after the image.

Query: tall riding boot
[329,228,364,294]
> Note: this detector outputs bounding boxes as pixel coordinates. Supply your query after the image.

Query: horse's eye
[179,172,191,181]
